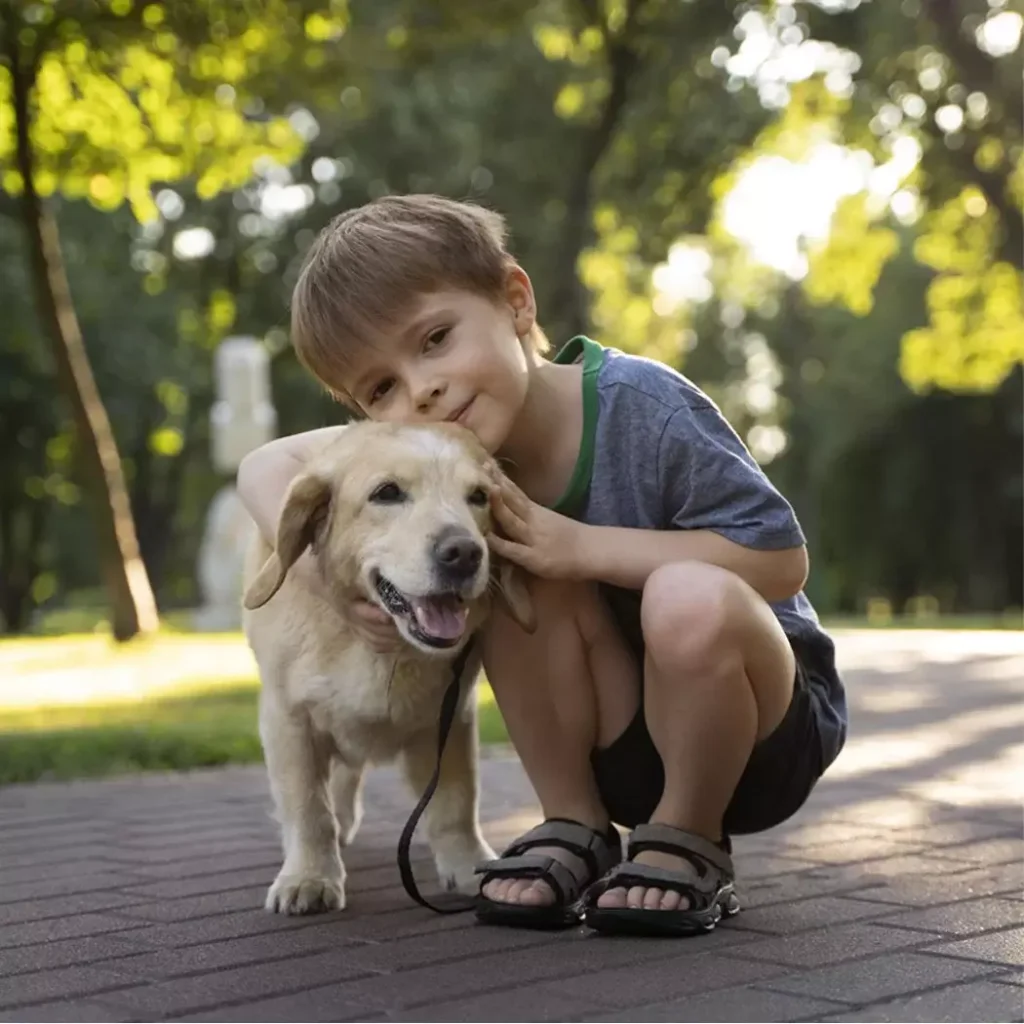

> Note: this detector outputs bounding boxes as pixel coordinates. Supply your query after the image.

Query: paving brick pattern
[1,631,1022,1022]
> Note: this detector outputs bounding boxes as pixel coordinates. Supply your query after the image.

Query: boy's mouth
[446,397,475,425]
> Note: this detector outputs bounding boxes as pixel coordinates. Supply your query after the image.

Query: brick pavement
[0,630,1021,1022]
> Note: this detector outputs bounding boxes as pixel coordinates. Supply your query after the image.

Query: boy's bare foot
[481,845,591,906]
[592,848,698,910]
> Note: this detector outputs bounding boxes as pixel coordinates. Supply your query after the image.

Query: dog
[241,421,535,914]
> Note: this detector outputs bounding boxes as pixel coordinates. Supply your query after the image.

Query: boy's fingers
[499,477,531,516]
[351,600,393,626]
[491,495,525,537]
[354,599,386,617]
[488,532,529,566]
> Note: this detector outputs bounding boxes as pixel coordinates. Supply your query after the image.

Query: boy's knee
[641,562,745,672]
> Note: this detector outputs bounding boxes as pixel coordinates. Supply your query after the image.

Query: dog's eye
[369,481,407,504]
[467,487,489,507]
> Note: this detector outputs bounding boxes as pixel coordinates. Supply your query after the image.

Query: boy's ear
[505,265,537,337]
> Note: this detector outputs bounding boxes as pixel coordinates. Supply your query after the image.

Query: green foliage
[805,194,900,316]
[0,2,325,219]
[902,186,1024,392]
[0,0,1019,635]
[793,0,1024,392]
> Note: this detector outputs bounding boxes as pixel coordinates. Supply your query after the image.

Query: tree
[799,0,1023,392]
[0,220,58,632]
[0,0,334,638]
[524,0,769,344]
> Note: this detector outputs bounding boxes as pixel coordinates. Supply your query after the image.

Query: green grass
[0,631,512,785]
[0,682,510,786]
[825,611,1023,630]
[0,682,265,785]
[2,608,1019,786]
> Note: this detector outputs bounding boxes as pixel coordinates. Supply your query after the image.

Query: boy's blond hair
[291,194,544,399]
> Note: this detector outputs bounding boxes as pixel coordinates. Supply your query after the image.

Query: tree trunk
[8,44,159,642]
[543,0,643,341]
[0,497,46,633]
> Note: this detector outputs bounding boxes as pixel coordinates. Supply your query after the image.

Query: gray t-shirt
[549,337,847,755]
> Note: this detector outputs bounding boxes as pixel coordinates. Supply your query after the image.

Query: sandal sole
[584,889,740,938]
[475,897,583,930]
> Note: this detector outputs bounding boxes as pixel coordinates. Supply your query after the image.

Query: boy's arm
[488,479,807,602]
[575,525,808,603]
[236,426,348,546]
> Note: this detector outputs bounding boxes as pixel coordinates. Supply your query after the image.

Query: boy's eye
[424,327,451,350]
[368,378,394,404]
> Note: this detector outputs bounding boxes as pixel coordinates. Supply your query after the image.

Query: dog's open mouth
[372,571,469,649]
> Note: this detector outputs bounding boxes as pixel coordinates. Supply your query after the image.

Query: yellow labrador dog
[242,421,534,915]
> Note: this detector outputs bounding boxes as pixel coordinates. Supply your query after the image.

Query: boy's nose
[414,380,447,413]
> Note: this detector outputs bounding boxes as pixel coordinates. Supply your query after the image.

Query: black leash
[397,638,479,914]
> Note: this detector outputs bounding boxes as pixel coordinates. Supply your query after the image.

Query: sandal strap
[626,824,734,878]
[474,818,622,903]
[473,853,579,904]
[501,818,620,879]
[594,860,717,893]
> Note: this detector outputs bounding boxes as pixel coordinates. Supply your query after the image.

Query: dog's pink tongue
[411,596,468,640]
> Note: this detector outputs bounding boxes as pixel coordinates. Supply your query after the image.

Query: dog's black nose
[432,528,483,579]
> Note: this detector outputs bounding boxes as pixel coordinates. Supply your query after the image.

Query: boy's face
[339,271,536,455]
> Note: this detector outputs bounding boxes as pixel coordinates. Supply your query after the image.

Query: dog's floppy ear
[495,559,537,634]
[243,473,331,610]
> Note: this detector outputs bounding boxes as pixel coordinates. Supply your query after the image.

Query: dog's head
[243,422,535,655]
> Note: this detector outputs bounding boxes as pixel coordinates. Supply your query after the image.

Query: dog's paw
[434,838,496,896]
[265,873,345,915]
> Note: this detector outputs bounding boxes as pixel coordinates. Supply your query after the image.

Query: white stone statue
[193,337,277,631]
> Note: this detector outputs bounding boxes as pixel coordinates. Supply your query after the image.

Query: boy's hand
[347,598,404,654]
[487,476,588,580]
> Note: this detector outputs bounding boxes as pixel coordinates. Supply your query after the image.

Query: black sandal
[474,818,622,929]
[582,823,741,936]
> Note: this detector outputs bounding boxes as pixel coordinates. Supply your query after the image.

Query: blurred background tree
[0,0,1020,636]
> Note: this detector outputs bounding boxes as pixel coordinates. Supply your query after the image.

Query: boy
[237,194,846,937]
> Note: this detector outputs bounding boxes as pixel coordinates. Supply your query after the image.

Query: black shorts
[590,587,841,835]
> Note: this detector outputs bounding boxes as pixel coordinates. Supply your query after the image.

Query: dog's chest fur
[287,643,459,764]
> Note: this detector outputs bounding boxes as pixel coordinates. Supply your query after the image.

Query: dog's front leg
[330,759,364,848]
[401,698,495,895]
[261,699,345,914]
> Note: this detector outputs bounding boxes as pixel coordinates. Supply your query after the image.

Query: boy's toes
[481,877,556,906]
[595,885,628,909]
[515,880,555,907]
[482,878,511,902]
[642,887,665,910]
[660,890,687,911]
[592,885,691,911]
[626,885,647,908]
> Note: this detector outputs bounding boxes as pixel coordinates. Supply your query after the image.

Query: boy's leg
[480,577,639,907]
[596,560,795,911]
